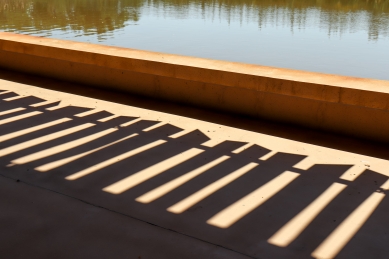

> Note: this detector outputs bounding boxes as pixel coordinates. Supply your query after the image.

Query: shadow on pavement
[0,83,388,259]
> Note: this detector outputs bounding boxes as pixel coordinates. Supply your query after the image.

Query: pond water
[1,0,389,80]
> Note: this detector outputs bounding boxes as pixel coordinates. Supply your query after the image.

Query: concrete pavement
[1,69,389,259]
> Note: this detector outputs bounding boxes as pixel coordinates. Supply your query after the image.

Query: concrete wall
[1,32,389,142]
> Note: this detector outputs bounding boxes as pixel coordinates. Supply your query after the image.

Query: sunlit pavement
[1,70,389,259]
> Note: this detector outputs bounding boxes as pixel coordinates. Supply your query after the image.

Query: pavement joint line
[0,173,257,259]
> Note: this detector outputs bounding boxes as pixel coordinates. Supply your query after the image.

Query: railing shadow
[0,89,388,259]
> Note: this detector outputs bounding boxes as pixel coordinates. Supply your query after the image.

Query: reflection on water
[0,0,142,39]
[2,0,389,39]
[1,0,389,80]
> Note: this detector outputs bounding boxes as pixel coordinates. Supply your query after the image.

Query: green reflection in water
[1,0,389,39]
[0,0,142,36]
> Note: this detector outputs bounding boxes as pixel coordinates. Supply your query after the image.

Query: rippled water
[1,0,389,80]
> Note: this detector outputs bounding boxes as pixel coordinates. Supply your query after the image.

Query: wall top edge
[1,32,389,95]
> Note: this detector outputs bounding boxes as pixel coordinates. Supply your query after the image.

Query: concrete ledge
[1,32,389,142]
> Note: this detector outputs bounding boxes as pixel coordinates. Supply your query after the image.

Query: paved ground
[1,69,389,259]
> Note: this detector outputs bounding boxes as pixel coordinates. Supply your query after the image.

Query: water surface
[1,0,389,80]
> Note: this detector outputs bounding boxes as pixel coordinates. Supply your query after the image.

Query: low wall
[1,32,389,142]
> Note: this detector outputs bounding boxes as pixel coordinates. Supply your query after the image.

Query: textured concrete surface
[1,70,389,259]
[1,32,389,142]
[0,176,249,259]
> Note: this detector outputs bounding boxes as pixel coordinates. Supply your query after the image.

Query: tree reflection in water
[0,0,142,37]
[0,0,389,40]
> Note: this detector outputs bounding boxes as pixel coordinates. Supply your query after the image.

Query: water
[1,0,389,80]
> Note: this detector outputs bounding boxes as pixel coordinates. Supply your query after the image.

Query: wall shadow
[1,69,388,160]
[0,86,388,259]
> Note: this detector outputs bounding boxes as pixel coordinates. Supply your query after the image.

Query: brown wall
[1,32,389,142]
